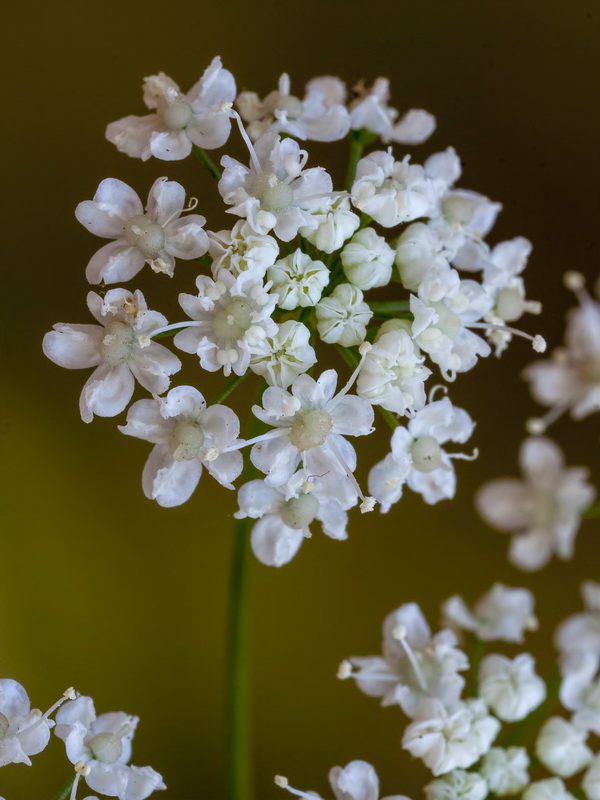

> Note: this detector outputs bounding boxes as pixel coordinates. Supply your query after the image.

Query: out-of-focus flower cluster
[43,56,549,570]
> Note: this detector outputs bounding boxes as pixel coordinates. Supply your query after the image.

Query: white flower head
[402,698,500,776]
[441,583,537,643]
[298,195,360,254]
[476,437,596,571]
[236,72,350,142]
[75,177,209,283]
[316,283,373,347]
[268,250,330,310]
[349,77,436,145]
[341,227,395,291]
[478,653,546,722]
[535,716,593,778]
[480,747,529,797]
[219,129,334,241]
[55,695,165,800]
[346,603,468,716]
[43,289,181,423]
[522,778,576,800]
[424,769,487,800]
[208,220,280,278]
[174,268,278,376]
[119,386,243,507]
[250,320,317,389]
[369,397,475,510]
[357,322,430,417]
[351,151,434,227]
[106,57,235,160]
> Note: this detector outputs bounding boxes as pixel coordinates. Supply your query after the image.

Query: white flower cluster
[332,583,600,798]
[476,271,599,570]
[0,680,164,800]
[43,57,546,570]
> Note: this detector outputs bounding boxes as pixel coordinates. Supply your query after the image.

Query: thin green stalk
[210,372,249,406]
[53,775,75,800]
[368,301,411,315]
[193,145,222,181]
[345,133,365,191]
[468,635,486,696]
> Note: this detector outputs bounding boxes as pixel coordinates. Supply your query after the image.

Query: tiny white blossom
[555,581,600,669]
[395,223,451,294]
[43,289,181,423]
[535,716,593,778]
[0,680,55,767]
[268,250,330,310]
[341,228,395,290]
[208,220,280,278]
[476,437,596,571]
[522,778,576,800]
[402,698,500,776]
[441,583,537,643]
[480,747,529,797]
[298,195,360,254]
[275,760,411,800]
[250,321,317,389]
[478,653,546,722]
[106,57,235,160]
[75,177,209,283]
[560,665,600,735]
[119,386,243,506]
[583,754,600,800]
[424,769,487,800]
[316,283,373,347]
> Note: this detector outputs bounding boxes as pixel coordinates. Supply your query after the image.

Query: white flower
[560,666,600,735]
[478,653,546,722]
[236,73,350,142]
[349,77,436,145]
[402,698,500,776]
[429,188,502,264]
[351,151,434,227]
[535,716,593,778]
[250,368,374,494]
[522,778,575,800]
[275,760,411,800]
[0,679,55,766]
[250,321,317,389]
[219,130,333,241]
[555,582,600,669]
[368,398,475,509]
[316,284,373,347]
[236,461,357,567]
[208,220,280,278]
[55,696,165,800]
[341,228,395,291]
[524,290,600,422]
[106,57,235,160]
[43,289,181,423]
[76,177,209,283]
[395,223,450,294]
[119,386,243,507]
[268,250,330,310]
[298,195,360,254]
[441,583,537,643]
[583,754,600,800]
[357,322,430,417]
[346,603,468,716]
[424,769,487,800]
[476,437,596,571]
[174,268,278,376]
[480,747,529,796]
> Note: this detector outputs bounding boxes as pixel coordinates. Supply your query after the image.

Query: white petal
[142,445,202,507]
[85,240,146,285]
[149,130,192,161]
[164,216,209,260]
[250,515,303,566]
[105,114,159,160]
[43,325,103,369]
[146,177,185,225]
[79,363,134,423]
[390,109,436,144]
[76,178,143,236]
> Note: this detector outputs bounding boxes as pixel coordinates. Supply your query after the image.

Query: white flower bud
[395,222,449,292]
[250,321,316,389]
[316,283,372,346]
[583,754,600,800]
[298,195,360,253]
[208,221,280,278]
[480,747,529,796]
[424,769,487,800]
[522,778,576,800]
[535,717,593,778]
[478,653,546,722]
[341,228,394,290]
[268,250,329,310]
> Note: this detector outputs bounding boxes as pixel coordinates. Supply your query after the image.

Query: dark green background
[2,2,599,798]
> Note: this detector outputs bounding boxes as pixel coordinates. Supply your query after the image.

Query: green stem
[210,372,249,406]
[368,301,411,315]
[53,775,75,800]
[193,145,222,181]
[582,501,600,519]
[345,133,365,191]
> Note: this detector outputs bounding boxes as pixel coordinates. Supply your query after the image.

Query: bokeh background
[2,1,600,798]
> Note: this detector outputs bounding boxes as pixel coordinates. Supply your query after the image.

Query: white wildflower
[341,228,395,290]
[208,220,280,278]
[268,250,330,310]
[298,195,360,254]
[424,769,487,800]
[480,747,529,797]
[349,77,435,145]
[535,716,593,778]
[441,583,537,643]
[316,283,373,347]
[250,321,317,389]
[583,754,600,800]
[478,653,546,722]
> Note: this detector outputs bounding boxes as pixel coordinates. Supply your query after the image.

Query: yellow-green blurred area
[2,1,600,798]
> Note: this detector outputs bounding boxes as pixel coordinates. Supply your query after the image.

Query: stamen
[526,403,568,434]
[391,624,427,690]
[150,320,201,339]
[337,660,352,679]
[223,427,289,452]
[229,108,263,174]
[330,342,372,407]
[337,661,399,683]
[70,771,81,800]
[20,687,78,736]
[468,322,546,352]
[427,383,448,404]
[447,447,479,462]
[161,196,199,229]
[274,775,317,799]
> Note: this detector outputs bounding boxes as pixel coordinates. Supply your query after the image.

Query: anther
[360,497,376,513]
[75,761,91,776]
[532,335,546,353]
[526,418,547,435]
[564,271,586,291]
[337,660,352,680]
[275,776,289,788]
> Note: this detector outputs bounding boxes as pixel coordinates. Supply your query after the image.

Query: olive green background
[2,1,600,798]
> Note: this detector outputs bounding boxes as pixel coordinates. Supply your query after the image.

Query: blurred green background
[2,1,600,798]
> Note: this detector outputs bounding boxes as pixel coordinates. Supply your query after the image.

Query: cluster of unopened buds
[42,56,547,569]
